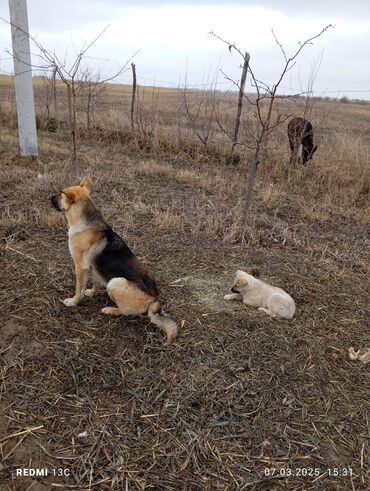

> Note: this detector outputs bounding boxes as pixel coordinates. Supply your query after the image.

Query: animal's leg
[258,307,275,317]
[86,270,105,297]
[105,277,151,316]
[63,264,89,306]
[242,296,261,308]
[101,307,121,315]
[290,142,300,165]
[288,137,295,164]
[85,280,100,297]
[224,293,243,301]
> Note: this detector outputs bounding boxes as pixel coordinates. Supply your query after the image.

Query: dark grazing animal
[287,117,318,165]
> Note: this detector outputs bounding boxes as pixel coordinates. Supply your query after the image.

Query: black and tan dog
[50,177,178,345]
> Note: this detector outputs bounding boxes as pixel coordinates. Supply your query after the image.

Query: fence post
[231,51,250,155]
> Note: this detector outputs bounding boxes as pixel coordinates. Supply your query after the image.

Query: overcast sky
[1,1,370,99]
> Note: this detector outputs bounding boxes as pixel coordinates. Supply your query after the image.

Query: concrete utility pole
[8,0,38,156]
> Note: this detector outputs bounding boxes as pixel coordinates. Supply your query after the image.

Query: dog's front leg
[63,263,89,307]
[85,279,100,297]
[242,296,259,308]
[85,269,104,297]
[224,293,243,301]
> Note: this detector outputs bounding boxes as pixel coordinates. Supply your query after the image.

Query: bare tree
[40,72,53,120]
[79,67,106,132]
[211,25,333,220]
[135,84,161,145]
[3,20,136,177]
[52,65,58,118]
[131,62,137,132]
[181,71,218,151]
[287,52,330,165]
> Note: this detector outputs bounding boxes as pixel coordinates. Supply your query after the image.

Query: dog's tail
[148,300,178,345]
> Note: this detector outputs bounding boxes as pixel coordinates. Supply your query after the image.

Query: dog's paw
[101,307,116,315]
[224,294,233,301]
[258,307,273,316]
[63,297,79,307]
[85,288,96,297]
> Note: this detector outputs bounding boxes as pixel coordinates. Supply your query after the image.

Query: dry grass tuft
[152,209,184,231]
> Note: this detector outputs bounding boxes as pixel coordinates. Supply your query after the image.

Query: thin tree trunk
[261,97,274,162]
[67,83,78,177]
[244,148,260,216]
[131,62,137,132]
[52,66,57,117]
[87,90,91,131]
[46,86,50,120]
[72,88,78,177]
[231,52,250,155]
[67,84,72,130]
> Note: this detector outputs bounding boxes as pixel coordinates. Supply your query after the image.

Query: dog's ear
[240,275,250,287]
[235,270,249,286]
[80,176,92,191]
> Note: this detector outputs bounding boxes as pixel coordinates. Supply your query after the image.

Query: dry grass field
[0,75,369,490]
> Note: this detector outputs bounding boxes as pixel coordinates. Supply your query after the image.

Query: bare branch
[271,28,288,62]
[211,24,333,221]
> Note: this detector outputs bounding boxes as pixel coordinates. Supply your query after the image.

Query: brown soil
[0,113,369,490]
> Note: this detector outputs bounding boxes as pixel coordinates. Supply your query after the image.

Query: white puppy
[224,270,295,319]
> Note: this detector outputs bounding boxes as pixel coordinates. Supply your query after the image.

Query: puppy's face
[231,270,252,294]
[50,176,91,212]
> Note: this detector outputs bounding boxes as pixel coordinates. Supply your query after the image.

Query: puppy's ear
[80,176,92,191]
[235,270,249,286]
[239,276,250,287]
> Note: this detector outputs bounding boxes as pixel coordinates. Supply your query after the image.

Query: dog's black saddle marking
[94,227,159,296]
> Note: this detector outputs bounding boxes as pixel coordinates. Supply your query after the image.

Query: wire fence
[1,69,369,162]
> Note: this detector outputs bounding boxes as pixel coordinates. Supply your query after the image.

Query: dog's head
[231,270,255,294]
[50,176,92,212]
[303,144,318,164]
